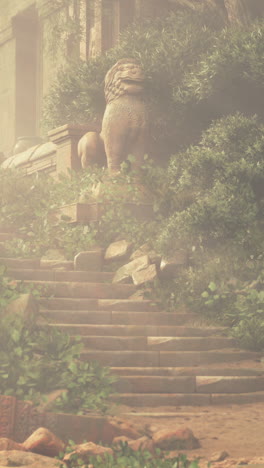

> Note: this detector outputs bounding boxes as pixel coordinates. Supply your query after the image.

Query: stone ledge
[54,202,153,223]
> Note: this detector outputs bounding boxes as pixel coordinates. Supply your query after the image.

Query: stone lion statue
[78,58,149,173]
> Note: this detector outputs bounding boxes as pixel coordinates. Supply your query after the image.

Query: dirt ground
[116,402,264,465]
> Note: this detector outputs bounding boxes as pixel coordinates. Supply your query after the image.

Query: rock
[106,417,142,440]
[22,427,65,457]
[5,293,38,326]
[0,450,59,467]
[63,442,113,463]
[132,264,158,286]
[74,249,103,271]
[127,436,155,454]
[130,244,161,265]
[160,251,188,277]
[113,255,150,283]
[0,439,25,451]
[104,240,132,262]
[112,436,132,446]
[210,451,229,462]
[152,427,200,450]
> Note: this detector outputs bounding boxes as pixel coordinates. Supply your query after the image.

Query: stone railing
[1,124,98,176]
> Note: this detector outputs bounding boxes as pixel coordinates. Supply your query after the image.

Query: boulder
[0,450,59,468]
[127,436,155,454]
[112,436,132,446]
[152,427,200,450]
[113,255,150,284]
[160,251,188,277]
[104,240,132,262]
[130,244,161,265]
[22,427,65,457]
[74,249,103,271]
[63,442,113,463]
[105,417,142,440]
[5,293,38,326]
[132,264,158,286]
[0,439,25,451]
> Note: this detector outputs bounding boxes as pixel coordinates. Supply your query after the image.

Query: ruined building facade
[0,0,173,156]
[1,0,263,157]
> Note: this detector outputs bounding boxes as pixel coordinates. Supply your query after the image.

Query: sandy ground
[115,402,264,464]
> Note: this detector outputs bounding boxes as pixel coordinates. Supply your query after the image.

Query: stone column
[48,124,97,175]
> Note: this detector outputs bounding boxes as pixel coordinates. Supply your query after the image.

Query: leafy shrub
[151,113,264,350]
[0,168,100,258]
[58,441,202,468]
[0,161,167,257]
[157,113,264,254]
[0,301,115,412]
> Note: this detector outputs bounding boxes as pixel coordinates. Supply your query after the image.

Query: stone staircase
[1,231,264,407]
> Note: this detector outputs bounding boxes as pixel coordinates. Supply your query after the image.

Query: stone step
[78,335,236,351]
[114,375,264,394]
[47,323,227,337]
[111,365,264,376]
[80,349,260,367]
[0,257,40,269]
[8,268,114,283]
[0,233,14,241]
[41,261,73,270]
[40,310,196,326]
[109,391,264,407]
[39,298,159,311]
[23,280,136,299]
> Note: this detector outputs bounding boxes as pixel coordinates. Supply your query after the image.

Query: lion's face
[104,59,145,104]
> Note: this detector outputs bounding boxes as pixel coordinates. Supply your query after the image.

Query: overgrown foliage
[153,113,264,350]
[0,266,116,413]
[43,11,264,158]
[58,441,201,468]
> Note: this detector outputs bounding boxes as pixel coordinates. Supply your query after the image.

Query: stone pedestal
[48,123,98,175]
[54,202,153,224]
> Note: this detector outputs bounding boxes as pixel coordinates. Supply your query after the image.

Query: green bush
[58,442,202,468]
[0,162,167,257]
[0,168,100,258]
[0,267,115,413]
[157,113,264,254]
[151,113,264,350]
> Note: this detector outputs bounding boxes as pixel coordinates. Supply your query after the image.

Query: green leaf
[208,282,217,292]
[201,291,209,298]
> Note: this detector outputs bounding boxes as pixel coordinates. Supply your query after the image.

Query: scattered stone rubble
[105,239,188,287]
[2,423,262,468]
[0,423,201,467]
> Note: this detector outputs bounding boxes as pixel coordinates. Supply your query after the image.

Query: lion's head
[104,59,145,104]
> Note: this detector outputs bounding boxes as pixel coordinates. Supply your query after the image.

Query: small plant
[57,440,202,468]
